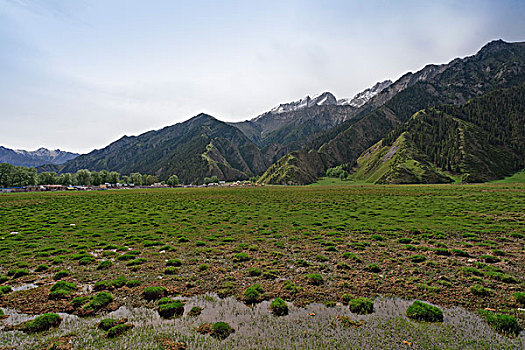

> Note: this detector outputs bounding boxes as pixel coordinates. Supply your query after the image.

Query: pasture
[0,184,523,348]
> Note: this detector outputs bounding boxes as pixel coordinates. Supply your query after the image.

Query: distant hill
[0,146,78,167]
[40,113,270,184]
[259,39,525,184]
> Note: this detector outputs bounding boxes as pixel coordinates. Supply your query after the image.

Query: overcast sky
[1,0,524,154]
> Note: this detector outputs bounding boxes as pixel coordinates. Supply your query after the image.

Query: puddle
[11,284,38,292]
[0,295,523,349]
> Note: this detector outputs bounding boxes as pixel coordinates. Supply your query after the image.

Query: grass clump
[513,292,525,306]
[188,306,202,317]
[341,293,354,304]
[270,297,288,316]
[84,291,113,310]
[49,281,76,299]
[97,260,112,270]
[0,285,13,295]
[211,321,234,340]
[107,323,133,338]
[478,310,522,336]
[406,300,443,322]
[244,283,264,304]
[480,255,501,263]
[410,255,426,263]
[21,313,62,333]
[53,270,69,280]
[470,284,492,296]
[98,318,119,331]
[164,267,178,275]
[71,296,92,308]
[126,279,142,287]
[247,267,262,276]
[35,264,49,272]
[349,297,374,314]
[306,273,323,285]
[366,264,381,273]
[232,252,250,262]
[8,268,29,279]
[158,299,184,318]
[142,286,167,301]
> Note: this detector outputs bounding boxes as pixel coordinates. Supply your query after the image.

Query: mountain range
[0,146,78,167]
[23,39,525,185]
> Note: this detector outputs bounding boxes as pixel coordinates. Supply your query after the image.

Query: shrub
[97,260,113,270]
[513,292,525,306]
[0,275,8,284]
[270,297,288,316]
[349,297,374,314]
[166,259,182,267]
[8,268,29,279]
[158,300,184,318]
[211,322,234,340]
[470,284,492,296]
[21,313,62,333]
[398,238,412,244]
[244,284,264,303]
[188,306,202,317]
[247,267,262,276]
[195,241,206,247]
[478,310,521,336]
[406,301,443,322]
[366,264,381,273]
[142,286,167,301]
[410,255,426,263]
[306,273,323,286]
[49,281,76,299]
[84,292,114,310]
[0,285,12,295]
[35,264,49,272]
[107,323,133,338]
[232,252,250,262]
[53,270,69,280]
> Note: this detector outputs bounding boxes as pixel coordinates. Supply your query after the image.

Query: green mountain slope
[351,83,525,183]
[42,114,270,184]
[259,40,525,184]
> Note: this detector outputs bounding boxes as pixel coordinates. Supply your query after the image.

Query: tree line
[0,163,179,188]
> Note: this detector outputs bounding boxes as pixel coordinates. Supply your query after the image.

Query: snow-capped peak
[255,80,392,121]
[268,92,338,115]
[338,80,392,108]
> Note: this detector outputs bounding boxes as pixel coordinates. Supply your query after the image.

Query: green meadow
[0,184,523,348]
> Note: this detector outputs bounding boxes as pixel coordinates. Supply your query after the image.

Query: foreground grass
[0,184,523,347]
